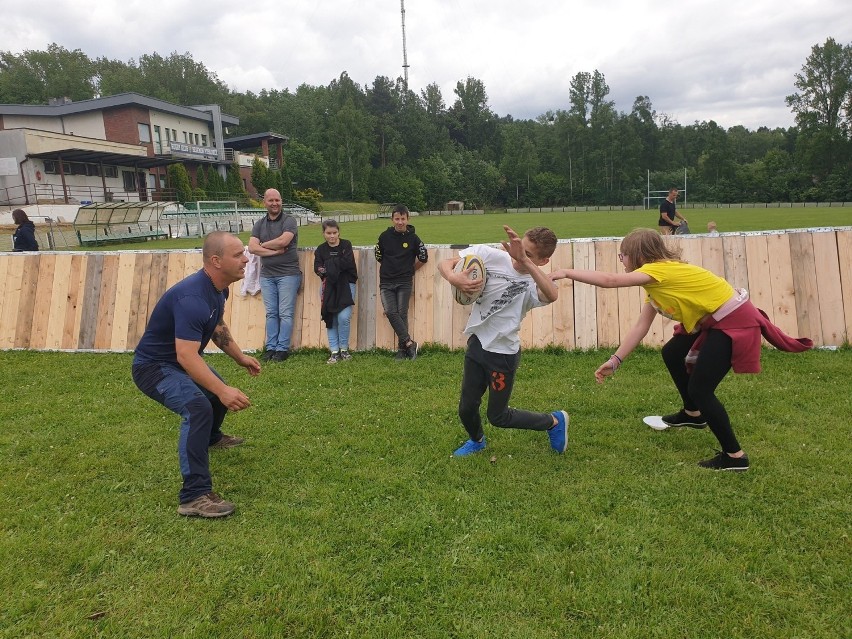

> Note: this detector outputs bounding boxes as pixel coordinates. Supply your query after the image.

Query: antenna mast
[400,0,410,91]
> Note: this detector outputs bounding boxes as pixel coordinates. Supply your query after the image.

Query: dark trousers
[458,335,553,442]
[380,282,413,348]
[661,330,742,453]
[132,362,227,503]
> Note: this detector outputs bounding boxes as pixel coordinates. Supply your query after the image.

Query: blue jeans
[324,283,356,352]
[260,274,302,352]
[132,362,227,503]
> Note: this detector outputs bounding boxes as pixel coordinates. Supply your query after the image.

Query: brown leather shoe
[177,492,235,518]
[209,433,244,449]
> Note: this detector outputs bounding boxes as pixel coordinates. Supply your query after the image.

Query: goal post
[645,169,687,209]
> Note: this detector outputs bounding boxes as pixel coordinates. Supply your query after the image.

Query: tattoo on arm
[211,319,233,349]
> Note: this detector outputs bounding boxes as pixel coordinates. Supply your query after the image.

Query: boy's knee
[486,409,511,428]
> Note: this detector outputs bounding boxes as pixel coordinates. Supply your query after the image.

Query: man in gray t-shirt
[249,188,302,362]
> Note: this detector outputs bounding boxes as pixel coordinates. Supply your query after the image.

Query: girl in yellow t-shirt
[550,229,749,472]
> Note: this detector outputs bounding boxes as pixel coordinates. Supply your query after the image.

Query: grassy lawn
[1,347,849,638]
[69,206,852,251]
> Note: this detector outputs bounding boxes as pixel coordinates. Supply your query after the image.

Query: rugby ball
[453,254,487,305]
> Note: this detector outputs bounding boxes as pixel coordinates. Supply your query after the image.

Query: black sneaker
[661,409,707,429]
[260,350,276,362]
[698,451,749,472]
[406,340,419,361]
[272,350,290,362]
[394,348,407,360]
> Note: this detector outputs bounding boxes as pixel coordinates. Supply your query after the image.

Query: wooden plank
[110,252,137,351]
[432,247,455,350]
[166,252,187,290]
[836,231,852,344]
[301,254,323,349]
[93,254,120,350]
[701,235,725,278]
[550,242,575,349]
[677,235,703,269]
[45,253,73,350]
[61,255,86,350]
[618,285,645,345]
[0,256,23,349]
[30,254,56,350]
[0,257,9,347]
[527,249,554,349]
[765,233,799,337]
[811,231,845,345]
[78,253,104,350]
[356,249,378,351]
[411,252,435,348]
[14,255,41,348]
[126,252,153,349]
[721,234,749,290]
[594,240,620,348]
[787,232,821,343]
[743,235,774,320]
[572,242,597,349]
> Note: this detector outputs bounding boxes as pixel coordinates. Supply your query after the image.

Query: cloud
[1,0,849,130]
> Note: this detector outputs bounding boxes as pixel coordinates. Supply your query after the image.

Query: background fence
[1,229,849,353]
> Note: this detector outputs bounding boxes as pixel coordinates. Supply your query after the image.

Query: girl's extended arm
[594,302,657,383]
[550,267,653,288]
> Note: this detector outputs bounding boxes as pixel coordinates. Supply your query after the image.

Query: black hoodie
[374,224,427,284]
[13,220,39,251]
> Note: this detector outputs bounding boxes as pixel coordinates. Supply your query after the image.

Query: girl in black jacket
[314,220,358,363]
[12,209,39,251]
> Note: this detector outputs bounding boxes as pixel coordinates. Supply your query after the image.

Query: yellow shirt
[637,261,734,332]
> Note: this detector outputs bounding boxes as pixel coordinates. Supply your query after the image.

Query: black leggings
[661,330,742,453]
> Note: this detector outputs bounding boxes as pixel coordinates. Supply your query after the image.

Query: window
[86,164,101,177]
[122,170,137,192]
[194,133,200,145]
[201,134,208,146]
[153,125,162,153]
[171,129,177,141]
[183,131,189,143]
[138,123,151,143]
[44,160,57,174]
[69,162,87,175]
[103,166,118,178]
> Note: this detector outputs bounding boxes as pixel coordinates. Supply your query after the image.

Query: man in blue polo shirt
[132,231,261,518]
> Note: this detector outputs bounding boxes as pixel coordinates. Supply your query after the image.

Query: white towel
[239,246,261,296]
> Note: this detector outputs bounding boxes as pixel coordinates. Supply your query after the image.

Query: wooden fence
[1,229,850,353]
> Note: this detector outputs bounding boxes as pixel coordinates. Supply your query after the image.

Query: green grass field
[75,205,852,251]
[1,347,849,638]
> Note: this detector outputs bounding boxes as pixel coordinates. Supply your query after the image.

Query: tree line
[2,39,850,208]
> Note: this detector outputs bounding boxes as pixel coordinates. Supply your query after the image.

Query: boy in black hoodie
[374,205,428,359]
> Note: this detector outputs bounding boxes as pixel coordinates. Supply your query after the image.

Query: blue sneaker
[453,438,486,457]
[548,411,569,453]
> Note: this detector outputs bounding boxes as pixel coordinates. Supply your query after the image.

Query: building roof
[0,93,239,126]
[28,148,183,169]
[222,131,290,150]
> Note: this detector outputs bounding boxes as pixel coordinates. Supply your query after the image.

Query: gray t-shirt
[251,213,301,277]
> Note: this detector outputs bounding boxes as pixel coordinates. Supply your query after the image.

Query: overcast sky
[2,0,850,130]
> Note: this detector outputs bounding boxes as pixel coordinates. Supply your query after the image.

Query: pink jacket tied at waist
[674,289,813,373]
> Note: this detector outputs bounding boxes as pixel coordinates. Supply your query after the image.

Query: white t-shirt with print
[459,244,546,354]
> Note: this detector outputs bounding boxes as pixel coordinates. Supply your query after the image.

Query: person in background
[374,204,428,360]
[314,220,358,363]
[707,221,720,236]
[249,188,302,363]
[12,209,39,251]
[658,188,687,235]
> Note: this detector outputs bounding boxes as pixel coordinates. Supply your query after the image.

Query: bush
[293,188,323,212]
